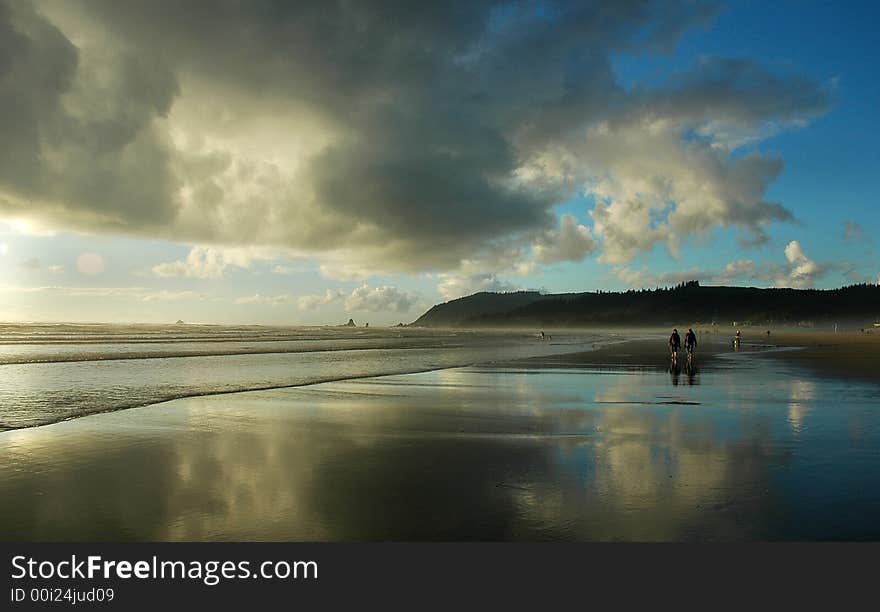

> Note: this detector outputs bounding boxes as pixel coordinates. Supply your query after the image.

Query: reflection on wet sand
[787,379,815,434]
[668,362,699,386]
[1,360,879,541]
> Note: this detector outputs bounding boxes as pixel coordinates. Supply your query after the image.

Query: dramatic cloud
[532,214,597,264]
[0,0,829,274]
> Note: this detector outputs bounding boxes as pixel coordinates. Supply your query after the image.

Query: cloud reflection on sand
[787,379,815,434]
[1,361,878,541]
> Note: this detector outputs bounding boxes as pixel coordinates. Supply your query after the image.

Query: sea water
[0,324,602,430]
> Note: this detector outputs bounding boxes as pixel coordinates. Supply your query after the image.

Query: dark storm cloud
[1,0,830,272]
[0,0,180,231]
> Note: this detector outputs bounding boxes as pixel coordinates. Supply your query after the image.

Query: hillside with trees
[410,282,880,328]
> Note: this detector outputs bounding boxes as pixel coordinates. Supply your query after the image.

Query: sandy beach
[748,330,880,384]
[1,329,878,541]
[523,328,880,384]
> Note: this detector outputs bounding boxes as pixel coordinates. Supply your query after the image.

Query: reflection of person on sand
[685,363,697,385]
[669,360,681,385]
[668,328,681,363]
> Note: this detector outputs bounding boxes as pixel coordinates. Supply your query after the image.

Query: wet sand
[2,341,879,541]
[522,329,880,386]
[517,334,733,369]
[746,330,880,385]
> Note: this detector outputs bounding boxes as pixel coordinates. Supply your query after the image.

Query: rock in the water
[345,318,356,327]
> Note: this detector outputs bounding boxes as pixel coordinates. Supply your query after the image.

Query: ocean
[0,323,602,430]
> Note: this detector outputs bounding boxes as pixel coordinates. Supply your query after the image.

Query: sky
[0,0,877,325]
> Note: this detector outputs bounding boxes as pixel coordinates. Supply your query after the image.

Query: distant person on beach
[734,330,742,349]
[669,328,681,361]
[685,328,697,357]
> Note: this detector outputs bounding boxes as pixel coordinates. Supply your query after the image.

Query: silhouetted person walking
[669,328,681,363]
[685,328,697,357]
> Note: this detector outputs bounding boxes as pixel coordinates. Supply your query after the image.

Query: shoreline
[4,328,877,436]
[0,330,605,433]
[514,329,880,387]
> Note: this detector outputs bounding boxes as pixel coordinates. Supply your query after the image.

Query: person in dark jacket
[669,328,681,362]
[685,328,697,356]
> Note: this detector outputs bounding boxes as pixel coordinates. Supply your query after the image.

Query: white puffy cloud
[152,246,283,279]
[780,240,821,289]
[613,266,707,288]
[345,285,416,313]
[613,240,829,289]
[532,214,597,264]
[568,128,793,264]
[437,274,522,301]
[714,259,758,283]
[297,289,345,311]
[295,284,418,313]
